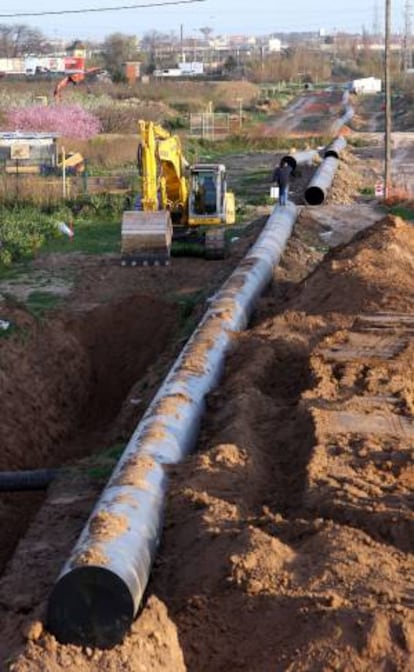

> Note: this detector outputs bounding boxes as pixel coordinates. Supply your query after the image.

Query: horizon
[0,0,407,42]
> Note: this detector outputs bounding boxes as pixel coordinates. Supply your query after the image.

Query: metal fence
[190,112,241,139]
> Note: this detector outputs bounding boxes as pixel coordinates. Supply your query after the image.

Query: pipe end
[323,150,339,159]
[304,186,325,206]
[280,155,297,172]
[47,567,135,648]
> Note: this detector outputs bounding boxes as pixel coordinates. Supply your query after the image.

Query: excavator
[121,120,236,265]
[53,67,106,100]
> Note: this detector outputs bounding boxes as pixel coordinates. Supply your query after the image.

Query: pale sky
[0,0,407,41]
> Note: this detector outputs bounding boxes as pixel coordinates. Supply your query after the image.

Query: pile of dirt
[327,149,365,204]
[288,214,414,315]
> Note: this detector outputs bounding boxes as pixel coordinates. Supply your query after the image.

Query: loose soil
[0,98,413,672]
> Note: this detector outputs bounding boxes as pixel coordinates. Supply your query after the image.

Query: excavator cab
[188,165,234,226]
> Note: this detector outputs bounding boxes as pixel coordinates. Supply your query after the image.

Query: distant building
[153,62,203,77]
[351,77,382,94]
[0,132,58,174]
[123,61,141,84]
[268,38,282,52]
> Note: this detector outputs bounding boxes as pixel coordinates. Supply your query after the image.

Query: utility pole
[373,0,380,37]
[384,0,392,199]
[180,23,185,64]
[404,0,413,72]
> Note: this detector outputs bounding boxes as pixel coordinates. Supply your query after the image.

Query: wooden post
[384,0,392,199]
[62,146,66,199]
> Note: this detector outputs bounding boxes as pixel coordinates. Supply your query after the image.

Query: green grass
[388,205,414,220]
[42,219,121,255]
[25,291,63,317]
[81,443,126,481]
[187,135,331,162]
[359,186,375,196]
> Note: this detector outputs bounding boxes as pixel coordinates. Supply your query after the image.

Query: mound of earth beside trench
[5,215,414,671]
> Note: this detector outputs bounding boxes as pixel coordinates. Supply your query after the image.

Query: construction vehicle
[53,67,107,100]
[121,120,236,265]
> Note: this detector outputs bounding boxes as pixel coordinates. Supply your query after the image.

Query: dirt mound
[288,215,414,315]
[327,149,365,204]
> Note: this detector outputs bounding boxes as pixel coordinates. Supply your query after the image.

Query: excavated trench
[0,294,179,574]
[0,214,413,671]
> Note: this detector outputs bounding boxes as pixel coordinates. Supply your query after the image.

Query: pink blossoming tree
[7,104,101,139]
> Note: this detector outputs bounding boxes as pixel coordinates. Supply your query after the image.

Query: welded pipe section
[323,136,347,159]
[280,150,319,172]
[305,155,339,206]
[47,202,298,649]
[0,468,59,492]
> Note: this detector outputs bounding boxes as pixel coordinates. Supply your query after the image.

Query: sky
[0,0,408,42]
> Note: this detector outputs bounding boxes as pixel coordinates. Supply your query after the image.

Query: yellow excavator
[121,120,236,265]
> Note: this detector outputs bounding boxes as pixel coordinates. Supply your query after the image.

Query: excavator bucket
[121,210,173,266]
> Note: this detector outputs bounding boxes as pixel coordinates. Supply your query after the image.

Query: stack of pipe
[47,201,298,649]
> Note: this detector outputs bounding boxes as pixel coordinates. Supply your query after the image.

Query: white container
[270,185,279,200]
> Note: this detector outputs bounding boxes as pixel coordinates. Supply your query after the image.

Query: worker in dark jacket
[272,160,292,206]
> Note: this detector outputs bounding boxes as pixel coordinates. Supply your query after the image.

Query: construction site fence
[190,112,242,139]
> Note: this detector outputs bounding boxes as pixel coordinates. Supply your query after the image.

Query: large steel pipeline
[47,202,298,649]
[304,135,348,206]
[323,136,347,159]
[304,155,339,206]
[280,150,319,172]
[331,105,354,135]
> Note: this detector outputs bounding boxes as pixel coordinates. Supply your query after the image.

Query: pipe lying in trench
[304,136,348,206]
[0,469,59,492]
[280,150,319,172]
[47,201,298,649]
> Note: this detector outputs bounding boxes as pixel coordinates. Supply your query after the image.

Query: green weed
[81,443,126,481]
[25,291,63,317]
[388,204,414,220]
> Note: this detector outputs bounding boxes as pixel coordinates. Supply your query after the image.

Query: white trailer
[351,77,382,94]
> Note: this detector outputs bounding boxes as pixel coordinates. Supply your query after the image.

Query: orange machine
[53,67,104,100]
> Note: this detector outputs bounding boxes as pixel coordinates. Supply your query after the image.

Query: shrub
[0,207,58,266]
[7,104,101,139]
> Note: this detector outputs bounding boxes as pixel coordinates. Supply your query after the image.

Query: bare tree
[0,24,48,57]
[102,33,140,81]
[199,26,214,42]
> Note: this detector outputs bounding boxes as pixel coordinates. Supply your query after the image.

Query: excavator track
[204,227,228,260]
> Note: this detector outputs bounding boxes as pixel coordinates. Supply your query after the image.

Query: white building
[351,77,382,94]
[268,38,282,53]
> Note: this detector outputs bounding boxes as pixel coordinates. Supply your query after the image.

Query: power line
[0,0,205,19]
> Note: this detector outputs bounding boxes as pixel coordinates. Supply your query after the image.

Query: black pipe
[0,469,59,492]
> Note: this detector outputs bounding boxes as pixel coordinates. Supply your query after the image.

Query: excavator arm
[137,120,188,218]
